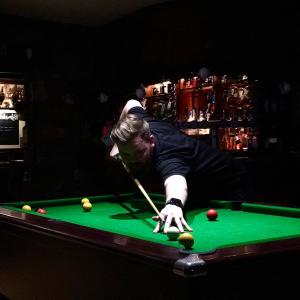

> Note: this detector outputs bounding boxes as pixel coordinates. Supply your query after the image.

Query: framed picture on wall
[0,76,25,149]
[0,77,25,110]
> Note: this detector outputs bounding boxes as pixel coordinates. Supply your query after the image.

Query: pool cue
[120,160,165,222]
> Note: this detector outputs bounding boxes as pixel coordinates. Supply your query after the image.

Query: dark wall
[0,15,98,88]
[1,1,300,201]
[94,0,300,155]
[0,14,116,200]
[95,1,300,93]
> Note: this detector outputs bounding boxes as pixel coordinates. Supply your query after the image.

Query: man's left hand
[152,204,193,233]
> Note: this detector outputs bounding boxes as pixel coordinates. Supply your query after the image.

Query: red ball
[37,208,47,214]
[206,209,218,221]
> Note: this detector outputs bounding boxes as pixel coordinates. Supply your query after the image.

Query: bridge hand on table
[152,204,193,233]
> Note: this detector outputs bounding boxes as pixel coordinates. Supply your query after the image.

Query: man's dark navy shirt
[128,106,248,202]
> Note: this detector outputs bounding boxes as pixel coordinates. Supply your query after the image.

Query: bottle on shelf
[209,91,216,117]
[179,78,185,90]
[198,110,205,122]
[160,84,165,94]
[191,76,198,88]
[0,86,5,103]
[187,108,196,122]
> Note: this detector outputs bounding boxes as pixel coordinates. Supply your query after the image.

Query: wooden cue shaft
[121,160,164,222]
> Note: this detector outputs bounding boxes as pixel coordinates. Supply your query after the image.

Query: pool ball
[206,209,218,221]
[22,205,31,211]
[167,226,180,241]
[178,232,194,250]
[81,198,90,204]
[83,202,92,212]
[37,208,47,214]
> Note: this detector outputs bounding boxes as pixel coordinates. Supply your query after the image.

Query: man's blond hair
[110,114,150,143]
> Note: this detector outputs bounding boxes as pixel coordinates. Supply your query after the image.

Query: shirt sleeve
[156,156,191,182]
[128,106,153,122]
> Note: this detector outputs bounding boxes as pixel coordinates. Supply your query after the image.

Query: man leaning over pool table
[110,99,249,233]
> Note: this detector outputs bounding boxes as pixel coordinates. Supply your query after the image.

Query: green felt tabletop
[2,194,300,253]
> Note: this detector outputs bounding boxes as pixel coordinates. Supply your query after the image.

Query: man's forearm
[164,175,188,206]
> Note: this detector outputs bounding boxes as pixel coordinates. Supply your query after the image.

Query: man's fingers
[174,216,184,232]
[181,217,193,231]
[163,215,173,233]
[152,215,160,221]
[153,221,162,233]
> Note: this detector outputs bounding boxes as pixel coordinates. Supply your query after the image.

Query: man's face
[117,134,154,165]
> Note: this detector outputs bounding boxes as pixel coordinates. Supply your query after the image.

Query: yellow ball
[22,205,32,211]
[83,202,92,212]
[178,232,194,250]
[81,198,90,204]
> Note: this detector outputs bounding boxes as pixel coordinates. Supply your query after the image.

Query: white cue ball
[167,226,180,241]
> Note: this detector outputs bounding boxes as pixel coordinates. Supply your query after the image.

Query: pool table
[0,193,299,300]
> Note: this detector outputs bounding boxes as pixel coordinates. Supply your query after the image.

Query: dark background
[0,0,299,204]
